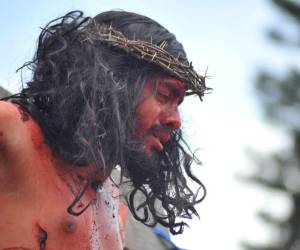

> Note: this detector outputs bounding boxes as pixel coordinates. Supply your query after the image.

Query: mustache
[147,124,171,135]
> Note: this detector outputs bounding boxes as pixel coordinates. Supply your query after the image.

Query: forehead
[145,76,185,96]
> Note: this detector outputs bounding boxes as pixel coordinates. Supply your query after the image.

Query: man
[0,10,208,249]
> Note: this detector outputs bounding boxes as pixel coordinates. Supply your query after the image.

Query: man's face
[135,77,185,153]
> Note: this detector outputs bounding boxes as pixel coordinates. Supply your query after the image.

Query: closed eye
[157,91,170,103]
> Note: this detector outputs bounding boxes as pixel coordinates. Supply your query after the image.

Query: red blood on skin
[32,223,47,250]
[0,248,35,250]
[0,131,4,149]
[17,106,30,122]
[0,104,123,250]
[27,121,46,153]
[26,119,101,180]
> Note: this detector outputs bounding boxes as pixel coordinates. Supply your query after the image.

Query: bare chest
[0,106,123,250]
[0,185,122,250]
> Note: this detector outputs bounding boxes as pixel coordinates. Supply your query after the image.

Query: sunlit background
[1,1,299,250]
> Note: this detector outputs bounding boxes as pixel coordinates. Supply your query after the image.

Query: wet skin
[135,76,185,153]
[0,102,123,250]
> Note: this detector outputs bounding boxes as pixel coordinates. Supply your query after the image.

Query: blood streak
[0,248,35,250]
[17,106,30,122]
[0,131,4,145]
[27,120,53,165]
[34,224,48,250]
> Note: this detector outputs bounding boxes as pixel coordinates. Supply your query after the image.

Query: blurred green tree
[241,0,300,250]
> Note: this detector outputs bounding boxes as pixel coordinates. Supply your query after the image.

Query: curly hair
[4,10,206,235]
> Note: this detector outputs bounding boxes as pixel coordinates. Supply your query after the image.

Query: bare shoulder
[0,101,31,148]
[0,101,38,188]
[0,100,29,123]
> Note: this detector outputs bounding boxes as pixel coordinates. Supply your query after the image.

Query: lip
[145,130,171,152]
[152,131,170,144]
[145,135,164,152]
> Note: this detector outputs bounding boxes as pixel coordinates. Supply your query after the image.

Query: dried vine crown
[80,22,209,99]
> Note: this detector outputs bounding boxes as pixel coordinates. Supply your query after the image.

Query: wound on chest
[33,223,47,250]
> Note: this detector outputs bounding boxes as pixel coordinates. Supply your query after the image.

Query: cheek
[136,100,161,133]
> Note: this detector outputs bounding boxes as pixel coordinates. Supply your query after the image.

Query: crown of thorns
[80,23,209,99]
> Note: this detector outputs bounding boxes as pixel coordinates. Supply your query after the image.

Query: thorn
[205,66,209,77]
[152,52,157,61]
[108,26,112,39]
[159,40,167,49]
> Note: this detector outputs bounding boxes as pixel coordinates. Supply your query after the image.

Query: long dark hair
[5,11,206,234]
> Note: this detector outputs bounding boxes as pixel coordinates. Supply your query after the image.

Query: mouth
[145,132,170,152]
[145,135,164,152]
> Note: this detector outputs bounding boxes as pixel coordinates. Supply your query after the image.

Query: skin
[0,102,123,250]
[135,76,185,153]
[0,76,185,249]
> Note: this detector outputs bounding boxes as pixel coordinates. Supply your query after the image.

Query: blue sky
[0,1,293,249]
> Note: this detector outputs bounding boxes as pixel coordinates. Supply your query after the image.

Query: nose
[161,108,181,130]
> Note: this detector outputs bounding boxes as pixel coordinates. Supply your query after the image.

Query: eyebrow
[158,81,186,100]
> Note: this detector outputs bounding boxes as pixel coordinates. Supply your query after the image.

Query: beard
[124,140,164,188]
[121,129,205,235]
[122,138,170,227]
[123,123,174,190]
